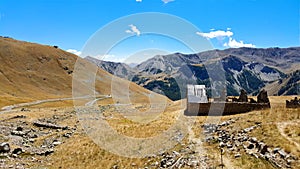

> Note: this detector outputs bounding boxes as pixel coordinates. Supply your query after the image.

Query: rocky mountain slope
[86,47,299,100]
[277,70,300,95]
[85,56,137,80]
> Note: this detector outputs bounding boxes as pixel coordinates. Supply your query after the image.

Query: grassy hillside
[0,37,165,107]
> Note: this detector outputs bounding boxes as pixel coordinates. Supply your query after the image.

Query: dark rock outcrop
[257,89,270,103]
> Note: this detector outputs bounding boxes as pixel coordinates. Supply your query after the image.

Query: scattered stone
[202,119,295,169]
[11,130,26,136]
[0,143,10,153]
[33,121,68,130]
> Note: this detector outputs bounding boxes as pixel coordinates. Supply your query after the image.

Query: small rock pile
[202,119,297,169]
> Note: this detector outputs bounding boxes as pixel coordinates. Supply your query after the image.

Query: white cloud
[162,0,175,4]
[136,0,142,2]
[196,29,255,48]
[66,49,81,56]
[224,38,255,48]
[196,30,233,39]
[92,54,125,63]
[125,24,141,36]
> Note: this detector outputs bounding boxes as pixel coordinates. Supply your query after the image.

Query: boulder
[0,142,10,153]
[12,148,23,155]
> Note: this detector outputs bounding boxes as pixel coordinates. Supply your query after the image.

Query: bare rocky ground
[202,118,298,169]
[0,108,78,169]
[0,106,299,169]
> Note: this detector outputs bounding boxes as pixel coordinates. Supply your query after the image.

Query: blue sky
[0,0,299,63]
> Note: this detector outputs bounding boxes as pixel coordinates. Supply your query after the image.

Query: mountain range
[86,47,300,100]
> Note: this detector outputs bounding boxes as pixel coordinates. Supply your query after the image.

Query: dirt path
[187,123,209,168]
[0,95,111,113]
[85,96,111,106]
[277,120,300,150]
[187,121,236,169]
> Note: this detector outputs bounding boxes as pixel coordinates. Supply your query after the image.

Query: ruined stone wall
[185,102,270,116]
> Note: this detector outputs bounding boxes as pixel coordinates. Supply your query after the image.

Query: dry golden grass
[0,95,34,108]
[1,94,299,169]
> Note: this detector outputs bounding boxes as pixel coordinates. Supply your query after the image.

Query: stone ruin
[227,89,270,105]
[286,97,300,108]
[238,89,248,102]
[257,89,270,104]
[186,86,271,115]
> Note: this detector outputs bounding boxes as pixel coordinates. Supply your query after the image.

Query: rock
[166,161,172,166]
[11,115,26,119]
[21,108,30,111]
[219,142,226,148]
[52,140,62,146]
[28,138,35,143]
[247,143,255,149]
[16,126,23,131]
[12,148,23,155]
[259,144,268,154]
[278,150,287,158]
[45,149,54,156]
[226,143,233,149]
[33,121,68,130]
[273,148,281,153]
[0,143,10,153]
[234,153,241,158]
[254,121,261,125]
[63,133,71,138]
[287,159,293,165]
[250,137,258,143]
[173,151,180,156]
[11,130,25,136]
